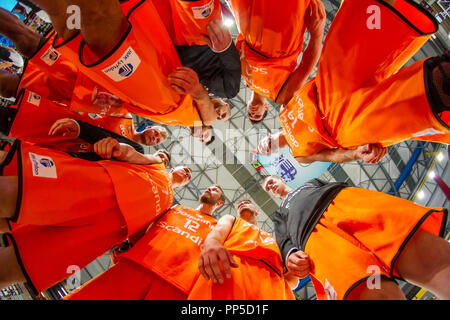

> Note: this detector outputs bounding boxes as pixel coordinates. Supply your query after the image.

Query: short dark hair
[249,110,268,125]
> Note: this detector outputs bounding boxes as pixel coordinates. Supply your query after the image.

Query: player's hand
[168,67,205,99]
[93,137,128,160]
[198,239,239,284]
[48,118,80,137]
[286,250,311,279]
[355,143,387,164]
[203,20,233,53]
[257,133,281,155]
[305,0,326,39]
[91,87,123,108]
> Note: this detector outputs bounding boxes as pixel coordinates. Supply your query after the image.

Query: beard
[199,193,215,205]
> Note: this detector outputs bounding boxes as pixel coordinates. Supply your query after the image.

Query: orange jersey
[188,217,295,300]
[5,206,127,294]
[229,0,310,101]
[120,205,217,294]
[65,259,187,300]
[83,114,135,140]
[10,140,173,237]
[304,187,447,300]
[154,0,222,46]
[21,29,131,117]
[53,0,200,126]
[70,72,131,116]
[280,81,340,157]
[98,162,174,236]
[281,0,448,157]
[17,59,76,104]
[8,89,92,153]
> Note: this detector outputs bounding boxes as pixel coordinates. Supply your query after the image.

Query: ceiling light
[428,171,436,179]
[224,18,234,27]
[437,152,444,162]
[417,191,425,200]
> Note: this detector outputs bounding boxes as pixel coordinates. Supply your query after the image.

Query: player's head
[190,126,215,145]
[135,126,168,146]
[262,176,289,198]
[154,149,171,167]
[247,93,269,124]
[170,166,192,187]
[199,184,225,211]
[212,99,231,121]
[236,199,259,225]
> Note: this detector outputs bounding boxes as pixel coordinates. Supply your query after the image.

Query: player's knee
[0,177,18,219]
[348,278,405,300]
[0,74,19,99]
[0,246,26,290]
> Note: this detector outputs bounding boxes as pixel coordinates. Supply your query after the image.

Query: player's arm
[295,143,387,164]
[168,67,217,126]
[275,0,326,105]
[93,137,163,165]
[49,118,144,153]
[198,214,239,284]
[273,210,298,264]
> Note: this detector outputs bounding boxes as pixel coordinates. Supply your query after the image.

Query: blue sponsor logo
[32,94,41,101]
[271,154,297,183]
[48,51,59,61]
[40,158,54,168]
[118,63,134,78]
[202,8,211,17]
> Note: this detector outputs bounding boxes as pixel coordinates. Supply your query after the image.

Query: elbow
[295,156,315,164]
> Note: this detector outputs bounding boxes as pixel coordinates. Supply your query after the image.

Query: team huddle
[0,0,449,300]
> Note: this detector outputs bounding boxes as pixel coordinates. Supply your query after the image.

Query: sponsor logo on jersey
[29,153,57,179]
[27,92,41,106]
[40,47,60,66]
[39,158,54,168]
[192,0,214,19]
[102,47,141,82]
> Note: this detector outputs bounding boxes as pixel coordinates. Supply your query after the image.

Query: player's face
[142,128,164,146]
[264,177,286,197]
[213,100,230,121]
[170,166,192,186]
[237,201,257,222]
[200,185,223,205]
[247,101,268,121]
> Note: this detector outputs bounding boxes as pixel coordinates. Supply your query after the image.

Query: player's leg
[396,229,450,299]
[64,0,128,57]
[0,8,41,58]
[0,245,26,290]
[27,0,75,41]
[0,70,20,98]
[346,277,406,300]
[0,176,17,220]
[0,219,9,233]
[426,51,450,114]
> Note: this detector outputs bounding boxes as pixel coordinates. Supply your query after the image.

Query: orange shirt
[83,114,134,140]
[188,217,295,300]
[121,205,217,293]
[280,80,339,157]
[98,162,174,237]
